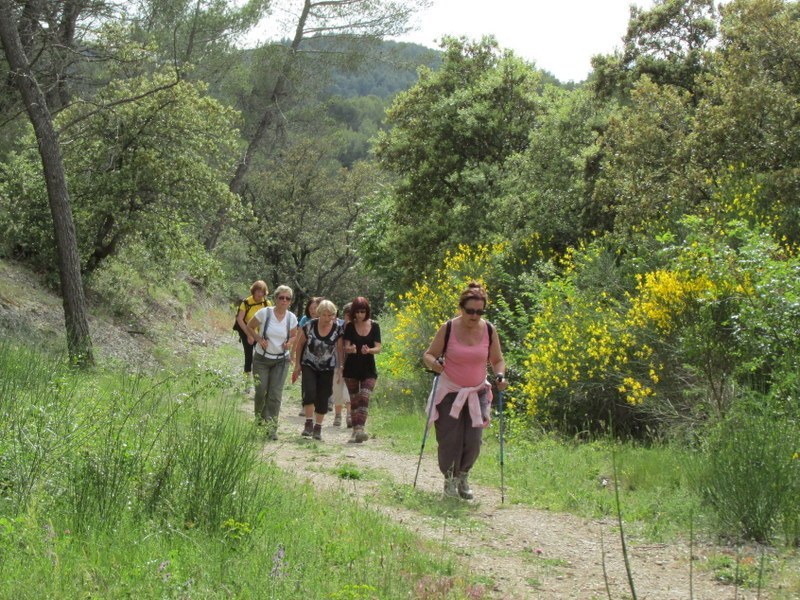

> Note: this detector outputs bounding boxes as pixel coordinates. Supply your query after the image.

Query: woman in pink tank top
[422,282,508,499]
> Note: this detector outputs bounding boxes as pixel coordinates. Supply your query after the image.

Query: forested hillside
[2,0,799,559]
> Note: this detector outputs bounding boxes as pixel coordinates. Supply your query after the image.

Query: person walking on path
[298,296,322,328]
[235,281,269,393]
[332,303,353,427]
[422,282,507,499]
[297,296,322,415]
[292,299,344,441]
[247,286,298,439]
[343,297,381,443]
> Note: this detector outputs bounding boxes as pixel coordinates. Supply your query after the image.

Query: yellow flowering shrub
[519,245,732,424]
[628,270,716,333]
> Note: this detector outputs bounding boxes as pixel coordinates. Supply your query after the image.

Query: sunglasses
[277,296,291,301]
[463,308,485,316]
[355,309,367,313]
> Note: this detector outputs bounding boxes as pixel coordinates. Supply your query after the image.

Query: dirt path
[254,393,758,600]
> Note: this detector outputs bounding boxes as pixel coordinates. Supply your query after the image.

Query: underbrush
[370,386,798,548]
[0,341,480,598]
[370,393,706,542]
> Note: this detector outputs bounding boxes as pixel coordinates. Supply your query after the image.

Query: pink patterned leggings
[344,377,376,428]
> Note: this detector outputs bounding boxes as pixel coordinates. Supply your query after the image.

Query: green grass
[0,340,483,599]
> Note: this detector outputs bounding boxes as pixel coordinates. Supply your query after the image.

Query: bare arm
[489,329,508,390]
[422,323,447,374]
[293,328,306,374]
[236,308,249,332]
[246,315,263,347]
[335,336,344,381]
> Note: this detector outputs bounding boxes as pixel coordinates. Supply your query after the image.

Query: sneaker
[301,419,313,437]
[443,477,460,498]
[333,414,342,427]
[346,416,353,428]
[354,427,369,443]
[312,424,322,441]
[457,473,474,500]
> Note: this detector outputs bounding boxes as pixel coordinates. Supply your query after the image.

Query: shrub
[698,395,799,543]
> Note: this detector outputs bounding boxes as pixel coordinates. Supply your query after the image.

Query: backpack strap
[440,320,452,359]
[260,307,272,341]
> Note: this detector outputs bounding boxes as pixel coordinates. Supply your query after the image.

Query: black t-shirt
[342,320,381,380]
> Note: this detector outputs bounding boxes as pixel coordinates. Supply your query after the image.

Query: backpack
[233,297,266,334]
[440,319,494,361]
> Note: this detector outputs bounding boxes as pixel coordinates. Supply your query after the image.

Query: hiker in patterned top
[343,297,382,443]
[292,299,345,441]
[234,280,269,394]
[422,282,507,500]
[247,285,298,439]
[296,296,322,416]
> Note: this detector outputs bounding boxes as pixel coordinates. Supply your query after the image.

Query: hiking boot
[312,424,322,441]
[443,477,460,498]
[346,415,353,428]
[354,426,369,443]
[269,430,279,441]
[457,473,474,500]
[301,419,313,437]
[333,414,342,427]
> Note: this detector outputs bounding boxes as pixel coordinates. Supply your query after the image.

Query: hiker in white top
[247,285,299,439]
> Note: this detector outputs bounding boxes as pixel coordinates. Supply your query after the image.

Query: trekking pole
[413,372,440,489]
[498,386,506,504]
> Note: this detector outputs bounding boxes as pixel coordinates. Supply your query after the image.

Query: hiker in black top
[343,297,382,443]
[234,280,269,393]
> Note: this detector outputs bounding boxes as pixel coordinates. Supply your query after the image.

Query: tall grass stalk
[600,527,612,600]
[689,509,694,599]
[612,451,637,600]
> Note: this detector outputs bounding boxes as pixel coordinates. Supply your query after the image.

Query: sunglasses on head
[463,308,485,316]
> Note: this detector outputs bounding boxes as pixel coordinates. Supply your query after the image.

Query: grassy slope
[0,259,480,599]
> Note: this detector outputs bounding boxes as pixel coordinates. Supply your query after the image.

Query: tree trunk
[203,0,312,252]
[0,0,95,366]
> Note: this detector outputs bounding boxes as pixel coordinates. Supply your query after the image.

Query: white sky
[399,0,655,82]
